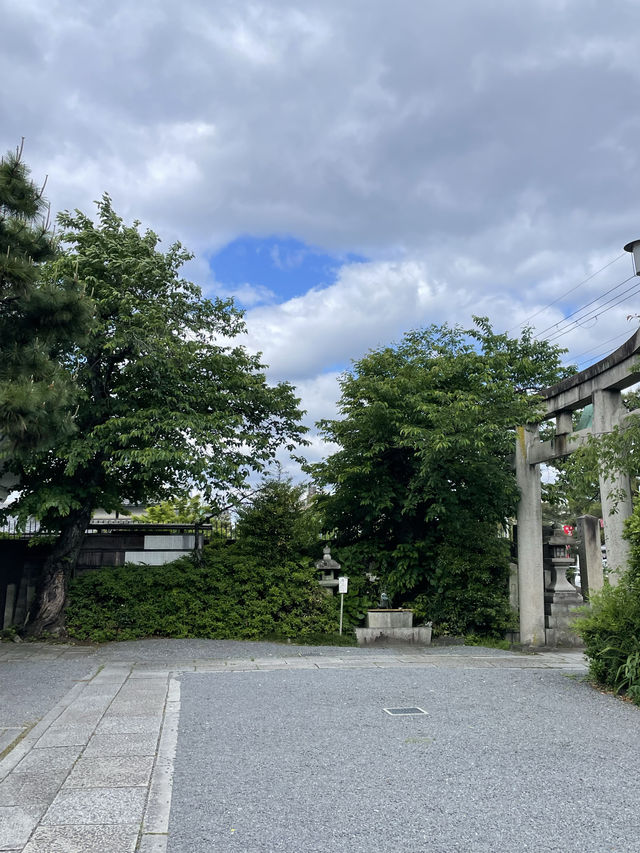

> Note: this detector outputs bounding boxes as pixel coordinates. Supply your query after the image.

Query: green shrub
[574,502,640,704]
[624,501,640,584]
[573,574,640,703]
[66,542,348,644]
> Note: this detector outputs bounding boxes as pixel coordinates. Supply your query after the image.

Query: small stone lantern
[543,526,583,646]
[315,546,341,595]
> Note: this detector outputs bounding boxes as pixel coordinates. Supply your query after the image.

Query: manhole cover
[383,707,427,716]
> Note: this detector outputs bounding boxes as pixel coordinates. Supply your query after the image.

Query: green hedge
[573,573,640,704]
[574,503,640,705]
[66,542,347,644]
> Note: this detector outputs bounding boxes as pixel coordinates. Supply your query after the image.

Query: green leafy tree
[0,143,90,456]
[313,319,572,635]
[9,196,306,635]
[234,476,323,562]
[137,495,214,524]
[542,386,640,526]
[542,452,602,524]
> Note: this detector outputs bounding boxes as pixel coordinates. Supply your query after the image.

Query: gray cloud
[2,0,639,422]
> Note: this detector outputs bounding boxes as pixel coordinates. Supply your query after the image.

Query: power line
[536,271,635,337]
[575,341,634,368]
[571,329,635,365]
[542,277,640,343]
[543,277,640,343]
[507,252,625,334]
[573,332,628,364]
[576,349,619,368]
[543,280,640,344]
[536,273,636,339]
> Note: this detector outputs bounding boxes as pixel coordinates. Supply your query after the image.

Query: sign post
[338,576,348,635]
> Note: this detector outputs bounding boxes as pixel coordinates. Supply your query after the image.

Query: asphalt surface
[1,639,637,853]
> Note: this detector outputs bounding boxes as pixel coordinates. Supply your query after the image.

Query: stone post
[508,562,519,611]
[592,389,633,582]
[515,425,545,646]
[576,514,603,600]
[3,583,16,630]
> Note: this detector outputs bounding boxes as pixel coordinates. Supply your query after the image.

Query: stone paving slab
[41,786,147,825]
[138,835,170,853]
[0,804,47,850]
[97,714,164,734]
[129,669,178,678]
[82,731,160,758]
[64,755,155,788]
[142,679,180,847]
[22,824,139,853]
[34,725,97,749]
[0,686,90,784]
[0,770,67,806]
[15,747,80,776]
[0,661,171,852]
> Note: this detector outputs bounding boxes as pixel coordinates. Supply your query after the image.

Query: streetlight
[624,239,640,275]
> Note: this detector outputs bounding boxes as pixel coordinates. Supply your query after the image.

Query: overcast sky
[3,0,640,472]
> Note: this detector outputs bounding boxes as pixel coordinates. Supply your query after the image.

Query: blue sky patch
[209,236,367,306]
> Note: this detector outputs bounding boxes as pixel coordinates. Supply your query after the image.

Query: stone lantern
[543,527,583,646]
[315,545,341,595]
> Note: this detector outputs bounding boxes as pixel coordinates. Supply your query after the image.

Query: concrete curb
[138,676,181,853]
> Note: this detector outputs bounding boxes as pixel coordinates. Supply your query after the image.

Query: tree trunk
[23,502,93,637]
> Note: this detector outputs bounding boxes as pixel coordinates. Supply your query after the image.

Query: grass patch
[262,632,358,647]
[464,635,512,651]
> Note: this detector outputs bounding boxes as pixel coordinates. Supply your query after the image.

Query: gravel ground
[85,637,521,661]
[0,638,517,734]
[0,638,522,737]
[168,665,640,853]
[0,636,563,734]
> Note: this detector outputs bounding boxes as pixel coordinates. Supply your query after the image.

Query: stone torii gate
[515,328,640,646]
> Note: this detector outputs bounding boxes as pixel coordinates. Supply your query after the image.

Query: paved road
[2,640,638,852]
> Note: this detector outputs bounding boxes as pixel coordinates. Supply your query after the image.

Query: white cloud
[221,282,276,307]
[294,371,343,429]
[243,260,453,381]
[5,0,637,260]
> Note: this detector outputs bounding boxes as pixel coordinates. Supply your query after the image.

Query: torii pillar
[592,388,632,581]
[515,424,546,646]
[515,328,640,646]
